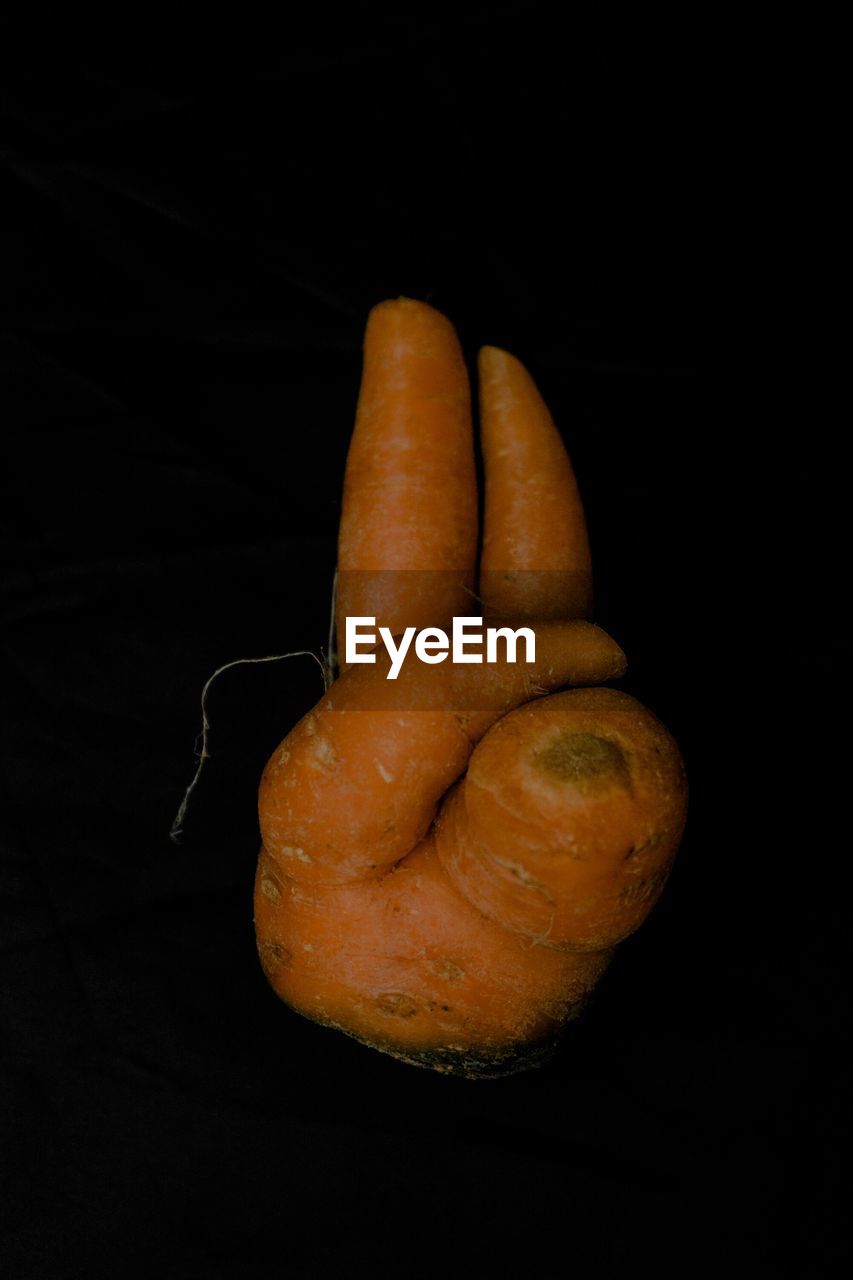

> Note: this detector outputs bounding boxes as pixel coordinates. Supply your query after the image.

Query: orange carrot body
[255,678,683,1069]
[478,346,593,620]
[435,688,687,952]
[252,839,612,1070]
[258,620,626,885]
[335,299,478,655]
[254,299,686,1078]
[255,839,611,1072]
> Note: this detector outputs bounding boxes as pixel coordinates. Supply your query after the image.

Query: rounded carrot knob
[435,688,687,951]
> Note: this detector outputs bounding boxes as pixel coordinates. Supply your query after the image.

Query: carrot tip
[478,345,518,369]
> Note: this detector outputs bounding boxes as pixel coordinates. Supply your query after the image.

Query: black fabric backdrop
[1,26,844,1278]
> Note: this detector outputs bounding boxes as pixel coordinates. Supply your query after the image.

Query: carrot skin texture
[255,839,613,1073]
[258,620,626,885]
[254,685,683,1072]
[478,346,593,620]
[336,298,478,653]
[434,688,688,951]
[254,305,686,1077]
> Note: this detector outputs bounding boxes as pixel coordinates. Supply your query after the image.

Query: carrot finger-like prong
[335,298,478,657]
[478,346,593,620]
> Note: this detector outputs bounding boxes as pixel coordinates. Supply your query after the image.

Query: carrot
[255,839,612,1076]
[254,300,686,1078]
[434,687,687,952]
[255,676,682,1075]
[335,298,478,658]
[258,619,626,886]
[478,345,593,620]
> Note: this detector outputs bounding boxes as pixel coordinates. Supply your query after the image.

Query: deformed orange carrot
[478,345,593,620]
[255,674,683,1075]
[253,300,686,1078]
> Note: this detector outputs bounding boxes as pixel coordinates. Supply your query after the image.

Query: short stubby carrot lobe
[434,688,688,952]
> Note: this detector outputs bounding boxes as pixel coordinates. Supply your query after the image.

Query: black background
[2,22,844,1278]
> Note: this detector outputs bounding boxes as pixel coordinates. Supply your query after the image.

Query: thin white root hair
[169,648,327,844]
[326,568,339,683]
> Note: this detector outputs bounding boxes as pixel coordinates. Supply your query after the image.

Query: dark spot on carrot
[627,833,662,861]
[258,941,292,975]
[376,992,419,1018]
[260,876,282,905]
[535,732,631,792]
[618,866,668,903]
[352,1034,560,1079]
